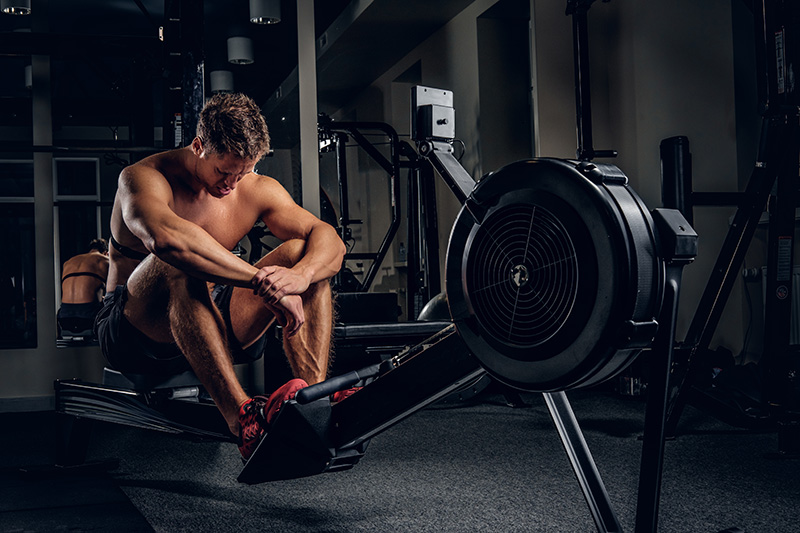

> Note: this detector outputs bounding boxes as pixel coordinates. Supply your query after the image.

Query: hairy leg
[228,239,334,385]
[124,256,248,434]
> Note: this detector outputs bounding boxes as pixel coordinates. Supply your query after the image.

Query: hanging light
[209,70,234,94]
[227,36,254,65]
[1,0,31,15]
[250,0,280,24]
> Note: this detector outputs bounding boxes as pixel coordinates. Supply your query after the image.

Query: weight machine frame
[664,0,800,449]
[317,115,441,319]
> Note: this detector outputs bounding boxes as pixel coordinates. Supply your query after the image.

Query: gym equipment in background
[317,114,441,321]
[663,0,800,455]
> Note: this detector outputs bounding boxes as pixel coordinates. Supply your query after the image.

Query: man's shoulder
[120,152,186,199]
[122,149,184,180]
[242,172,286,193]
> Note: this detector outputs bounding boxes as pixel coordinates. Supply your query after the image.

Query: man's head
[196,93,270,161]
[88,238,108,254]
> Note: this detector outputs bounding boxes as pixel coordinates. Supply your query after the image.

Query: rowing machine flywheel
[445,158,663,392]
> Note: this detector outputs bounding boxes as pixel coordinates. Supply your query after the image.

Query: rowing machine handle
[295,363,381,405]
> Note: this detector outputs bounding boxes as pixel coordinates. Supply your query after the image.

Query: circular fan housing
[445,158,663,392]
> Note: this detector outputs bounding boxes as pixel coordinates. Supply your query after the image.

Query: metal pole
[544,391,623,533]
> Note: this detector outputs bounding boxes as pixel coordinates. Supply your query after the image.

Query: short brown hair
[88,238,108,253]
[196,93,270,160]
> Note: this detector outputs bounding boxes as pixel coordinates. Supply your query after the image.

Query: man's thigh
[123,254,197,343]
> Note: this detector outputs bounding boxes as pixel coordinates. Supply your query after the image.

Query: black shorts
[95,284,269,375]
[58,301,102,334]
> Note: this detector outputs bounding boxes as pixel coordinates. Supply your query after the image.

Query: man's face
[193,139,257,198]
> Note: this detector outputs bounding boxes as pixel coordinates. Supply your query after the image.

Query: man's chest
[173,195,259,249]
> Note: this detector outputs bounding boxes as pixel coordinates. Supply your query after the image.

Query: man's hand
[251,265,311,304]
[266,295,305,337]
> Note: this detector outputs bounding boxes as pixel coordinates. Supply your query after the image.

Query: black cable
[454,138,466,161]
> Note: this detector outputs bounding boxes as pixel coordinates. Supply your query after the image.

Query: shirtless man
[94,93,346,461]
[58,238,109,337]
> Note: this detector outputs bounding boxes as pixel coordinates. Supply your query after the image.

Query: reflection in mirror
[53,158,106,344]
[0,160,37,349]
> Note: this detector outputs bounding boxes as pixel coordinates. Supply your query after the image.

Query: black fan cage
[465,203,579,348]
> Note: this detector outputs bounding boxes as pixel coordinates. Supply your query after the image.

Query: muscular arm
[251,177,346,301]
[118,164,260,287]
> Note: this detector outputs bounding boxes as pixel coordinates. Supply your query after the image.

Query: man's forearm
[148,223,260,287]
[291,225,345,284]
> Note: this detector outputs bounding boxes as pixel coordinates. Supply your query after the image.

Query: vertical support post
[407,162,421,318]
[32,0,55,349]
[659,136,693,226]
[333,132,349,291]
[297,0,320,217]
[543,391,623,533]
[570,3,594,160]
[420,161,441,303]
[637,208,697,533]
[762,112,800,412]
[635,266,682,533]
[335,133,351,238]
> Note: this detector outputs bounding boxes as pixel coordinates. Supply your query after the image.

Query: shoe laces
[239,395,268,445]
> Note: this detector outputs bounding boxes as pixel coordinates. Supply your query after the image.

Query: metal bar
[407,163,421,318]
[344,252,379,260]
[335,134,353,227]
[423,143,475,205]
[420,161,441,299]
[346,128,396,176]
[667,114,781,432]
[543,391,623,533]
[660,136,693,224]
[333,132,353,291]
[571,5,594,160]
[680,114,776,347]
[635,265,684,533]
[343,127,401,291]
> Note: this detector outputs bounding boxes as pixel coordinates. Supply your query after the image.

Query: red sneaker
[237,378,309,461]
[331,387,361,404]
[264,378,309,424]
[237,395,268,461]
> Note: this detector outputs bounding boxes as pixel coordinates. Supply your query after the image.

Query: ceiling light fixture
[1,0,31,15]
[210,70,234,94]
[250,0,280,24]
[227,36,254,65]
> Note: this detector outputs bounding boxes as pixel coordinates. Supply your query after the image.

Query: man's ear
[190,137,203,155]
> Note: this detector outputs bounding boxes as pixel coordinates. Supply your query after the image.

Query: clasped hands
[250,265,310,337]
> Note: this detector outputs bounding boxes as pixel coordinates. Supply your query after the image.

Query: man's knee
[301,278,333,308]
[257,239,307,268]
[134,256,209,303]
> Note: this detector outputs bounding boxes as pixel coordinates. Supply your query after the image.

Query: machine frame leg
[544,391,623,533]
